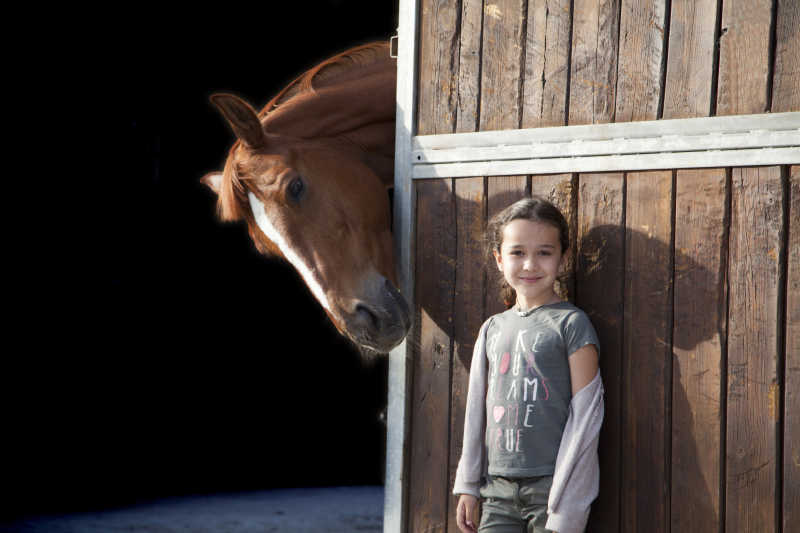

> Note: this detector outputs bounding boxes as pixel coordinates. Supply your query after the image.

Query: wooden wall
[405,0,799,531]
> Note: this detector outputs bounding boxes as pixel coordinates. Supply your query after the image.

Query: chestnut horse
[202,42,410,352]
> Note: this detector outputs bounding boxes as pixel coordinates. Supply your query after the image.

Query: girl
[453,197,604,533]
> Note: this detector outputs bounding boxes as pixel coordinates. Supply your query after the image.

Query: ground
[2,486,383,533]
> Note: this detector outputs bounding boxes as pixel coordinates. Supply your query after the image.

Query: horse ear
[210,93,267,149]
[201,172,223,195]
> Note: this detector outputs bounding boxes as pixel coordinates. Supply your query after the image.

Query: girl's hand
[456,494,479,533]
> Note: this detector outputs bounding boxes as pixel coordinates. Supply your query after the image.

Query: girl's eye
[538,251,552,256]
[288,177,304,201]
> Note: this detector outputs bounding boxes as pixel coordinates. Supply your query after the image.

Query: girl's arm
[452,318,491,497]
[546,353,603,533]
[569,344,599,395]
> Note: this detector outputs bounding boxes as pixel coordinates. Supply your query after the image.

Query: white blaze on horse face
[248,192,332,314]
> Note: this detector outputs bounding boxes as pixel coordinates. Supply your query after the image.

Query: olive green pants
[478,475,554,533]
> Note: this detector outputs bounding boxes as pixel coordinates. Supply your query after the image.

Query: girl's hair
[487,196,570,308]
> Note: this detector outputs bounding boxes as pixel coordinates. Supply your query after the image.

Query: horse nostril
[355,303,380,331]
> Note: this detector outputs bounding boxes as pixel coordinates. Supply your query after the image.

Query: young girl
[453,197,604,533]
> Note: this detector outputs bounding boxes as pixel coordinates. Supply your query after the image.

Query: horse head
[202,44,410,352]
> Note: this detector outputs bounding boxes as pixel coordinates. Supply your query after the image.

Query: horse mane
[260,41,391,126]
[215,41,392,223]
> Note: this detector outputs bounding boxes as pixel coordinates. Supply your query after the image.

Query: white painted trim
[385,0,418,531]
[414,112,800,149]
[414,147,800,178]
[411,112,800,178]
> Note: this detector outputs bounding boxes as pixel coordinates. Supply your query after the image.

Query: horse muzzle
[347,278,411,352]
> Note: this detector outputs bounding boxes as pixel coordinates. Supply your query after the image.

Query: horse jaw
[247,191,409,353]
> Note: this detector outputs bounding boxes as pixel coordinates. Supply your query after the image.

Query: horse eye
[288,177,304,201]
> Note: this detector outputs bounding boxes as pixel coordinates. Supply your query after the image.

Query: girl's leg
[518,476,554,533]
[478,499,526,533]
[478,477,526,533]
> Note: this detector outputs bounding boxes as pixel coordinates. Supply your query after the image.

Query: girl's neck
[515,293,561,313]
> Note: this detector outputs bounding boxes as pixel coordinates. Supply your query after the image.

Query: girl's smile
[493,218,565,310]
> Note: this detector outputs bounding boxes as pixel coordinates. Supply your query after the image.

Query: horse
[202,42,410,353]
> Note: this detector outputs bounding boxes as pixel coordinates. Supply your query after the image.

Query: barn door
[386,1,799,532]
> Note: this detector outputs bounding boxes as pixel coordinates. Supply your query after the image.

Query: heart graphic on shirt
[493,405,505,423]
[499,352,510,374]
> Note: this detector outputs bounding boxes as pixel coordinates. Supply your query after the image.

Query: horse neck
[264,67,396,186]
[264,69,396,138]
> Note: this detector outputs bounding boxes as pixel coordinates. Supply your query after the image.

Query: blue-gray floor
[2,486,383,533]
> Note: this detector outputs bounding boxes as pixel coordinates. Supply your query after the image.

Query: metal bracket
[389,30,399,58]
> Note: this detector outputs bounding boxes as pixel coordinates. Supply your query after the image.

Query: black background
[5,1,397,521]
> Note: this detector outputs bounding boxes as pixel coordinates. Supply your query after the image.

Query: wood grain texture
[412,4,464,528]
[576,173,625,533]
[662,0,719,119]
[671,168,727,532]
[486,176,529,317]
[480,0,527,131]
[447,177,486,533]
[726,166,783,533]
[716,0,773,115]
[615,0,667,122]
[522,0,572,128]
[771,0,800,112]
[456,0,485,133]
[784,166,799,532]
[408,179,456,533]
[622,170,673,533]
[530,174,577,301]
[417,0,461,135]
[568,0,619,125]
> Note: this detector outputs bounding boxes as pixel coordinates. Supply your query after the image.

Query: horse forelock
[216,145,249,222]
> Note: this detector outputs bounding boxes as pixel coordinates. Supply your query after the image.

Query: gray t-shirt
[484,301,599,477]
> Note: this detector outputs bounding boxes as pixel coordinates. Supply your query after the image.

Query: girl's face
[493,218,566,310]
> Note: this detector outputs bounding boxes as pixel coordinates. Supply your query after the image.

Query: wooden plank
[408,179,456,533]
[530,174,577,301]
[622,170,673,533]
[662,0,719,119]
[615,0,666,122]
[726,166,783,533]
[522,0,572,128]
[671,168,727,532]
[447,3,484,530]
[416,0,460,135]
[785,165,800,532]
[447,177,486,533]
[486,176,529,317]
[479,0,526,131]
[455,0,484,134]
[568,0,619,125]
[716,0,773,115]
[568,3,621,527]
[576,172,625,533]
[772,0,800,112]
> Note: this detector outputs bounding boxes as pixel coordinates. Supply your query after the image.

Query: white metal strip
[413,111,800,150]
[385,0,418,531]
[411,111,800,177]
[414,130,799,164]
[413,147,800,179]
